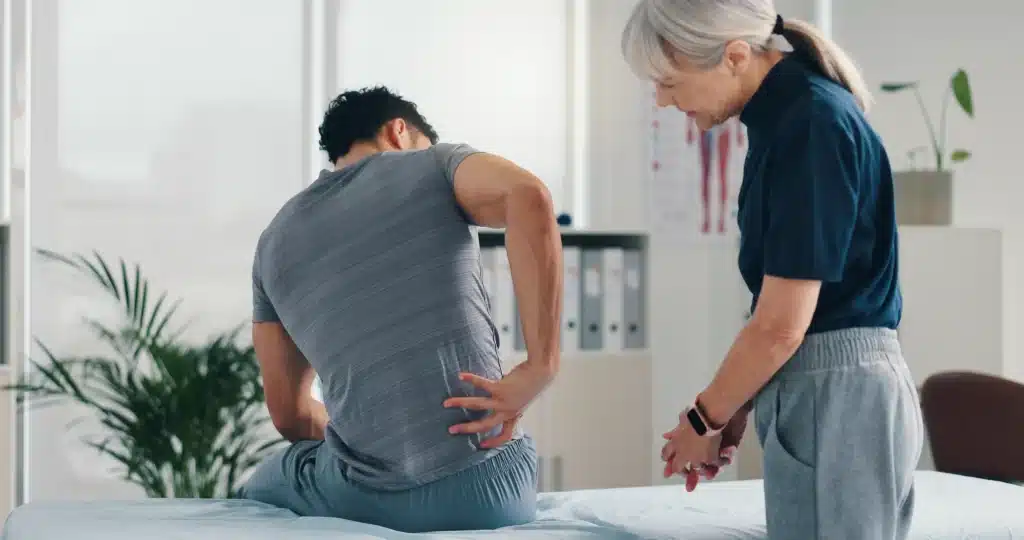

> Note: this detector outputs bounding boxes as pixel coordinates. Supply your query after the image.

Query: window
[336,0,571,214]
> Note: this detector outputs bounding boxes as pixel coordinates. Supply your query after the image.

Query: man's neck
[336,143,386,169]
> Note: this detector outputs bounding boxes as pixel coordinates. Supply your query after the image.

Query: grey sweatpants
[754,327,924,540]
[238,437,537,533]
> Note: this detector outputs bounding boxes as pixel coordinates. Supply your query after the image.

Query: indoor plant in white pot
[880,69,974,225]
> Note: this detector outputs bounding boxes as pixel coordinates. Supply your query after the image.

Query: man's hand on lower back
[292,398,330,441]
[441,360,555,448]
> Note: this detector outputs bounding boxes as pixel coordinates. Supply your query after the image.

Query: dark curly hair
[318,86,439,162]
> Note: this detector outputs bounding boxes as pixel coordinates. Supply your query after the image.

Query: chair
[920,371,1024,483]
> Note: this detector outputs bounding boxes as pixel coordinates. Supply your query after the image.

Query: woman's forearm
[698,321,803,427]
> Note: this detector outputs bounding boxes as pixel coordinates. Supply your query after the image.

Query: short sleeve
[252,249,280,323]
[763,112,860,283]
[432,142,482,186]
[431,142,484,224]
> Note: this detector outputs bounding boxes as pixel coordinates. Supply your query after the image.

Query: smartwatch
[684,398,723,437]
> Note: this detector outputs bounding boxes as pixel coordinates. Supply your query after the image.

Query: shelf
[478,228,648,250]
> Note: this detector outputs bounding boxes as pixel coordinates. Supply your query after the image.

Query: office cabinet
[508,352,653,492]
[485,229,654,492]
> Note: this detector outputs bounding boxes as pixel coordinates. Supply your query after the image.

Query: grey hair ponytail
[778,17,872,111]
[621,0,872,112]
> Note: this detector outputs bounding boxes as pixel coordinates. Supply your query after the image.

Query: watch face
[686,407,708,436]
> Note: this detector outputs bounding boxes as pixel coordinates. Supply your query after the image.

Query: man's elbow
[506,180,555,223]
[269,408,303,442]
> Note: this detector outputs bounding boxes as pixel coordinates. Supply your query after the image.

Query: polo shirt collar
[739,54,811,132]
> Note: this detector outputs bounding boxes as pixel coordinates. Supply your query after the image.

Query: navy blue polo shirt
[737,55,901,334]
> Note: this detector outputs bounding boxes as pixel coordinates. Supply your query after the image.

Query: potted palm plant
[880,68,974,226]
[5,250,282,498]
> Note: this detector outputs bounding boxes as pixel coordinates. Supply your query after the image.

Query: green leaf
[12,251,275,498]
[951,69,974,118]
[950,149,971,162]
[880,82,918,92]
[79,253,119,294]
[34,248,81,268]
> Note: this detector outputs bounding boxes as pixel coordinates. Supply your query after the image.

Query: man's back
[252,143,510,490]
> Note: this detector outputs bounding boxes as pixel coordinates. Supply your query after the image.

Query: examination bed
[4,471,1023,539]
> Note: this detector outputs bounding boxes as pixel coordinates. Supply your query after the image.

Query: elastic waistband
[781,327,902,373]
[460,436,536,482]
[488,436,536,468]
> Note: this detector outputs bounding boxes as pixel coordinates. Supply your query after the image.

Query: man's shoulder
[380,143,480,171]
[255,186,310,259]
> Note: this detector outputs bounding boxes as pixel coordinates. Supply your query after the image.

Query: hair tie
[772,14,785,35]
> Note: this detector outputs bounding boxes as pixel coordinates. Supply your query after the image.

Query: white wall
[585,0,649,232]
[832,2,1023,381]
[335,0,572,218]
[899,227,1004,471]
[27,0,305,501]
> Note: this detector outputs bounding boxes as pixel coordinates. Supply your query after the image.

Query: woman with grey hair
[622,2,923,538]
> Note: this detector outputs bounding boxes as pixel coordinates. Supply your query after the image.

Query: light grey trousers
[754,327,924,540]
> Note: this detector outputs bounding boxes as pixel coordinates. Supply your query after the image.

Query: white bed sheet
[3,471,1023,540]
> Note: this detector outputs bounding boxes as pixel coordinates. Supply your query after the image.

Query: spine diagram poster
[648,88,747,241]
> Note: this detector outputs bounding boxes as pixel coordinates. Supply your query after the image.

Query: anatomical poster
[648,88,746,241]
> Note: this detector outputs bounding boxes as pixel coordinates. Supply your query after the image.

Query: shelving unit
[480,228,653,492]
[477,228,649,356]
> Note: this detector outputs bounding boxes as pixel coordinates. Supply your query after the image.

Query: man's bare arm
[440,152,563,444]
[452,153,562,375]
[252,322,329,442]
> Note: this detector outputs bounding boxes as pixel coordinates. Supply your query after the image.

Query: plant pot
[893,170,953,226]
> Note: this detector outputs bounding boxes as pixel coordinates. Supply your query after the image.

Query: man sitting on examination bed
[239,86,563,533]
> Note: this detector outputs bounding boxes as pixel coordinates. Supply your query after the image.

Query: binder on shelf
[562,246,582,352]
[479,247,498,317]
[494,247,516,357]
[623,249,646,349]
[580,249,604,351]
[601,248,625,351]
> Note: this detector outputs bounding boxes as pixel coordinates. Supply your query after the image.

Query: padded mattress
[4,471,1023,539]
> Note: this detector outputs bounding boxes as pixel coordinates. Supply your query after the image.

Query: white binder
[601,247,626,352]
[580,249,604,351]
[479,247,498,317]
[562,246,582,352]
[494,247,517,358]
[623,249,647,350]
